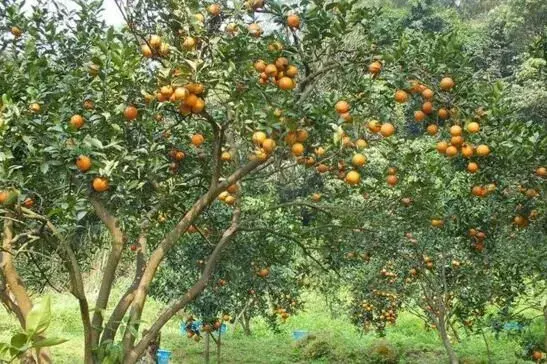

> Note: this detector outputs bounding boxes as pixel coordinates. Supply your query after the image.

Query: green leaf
[25,296,52,336]
[31,337,68,349]
[10,333,28,352]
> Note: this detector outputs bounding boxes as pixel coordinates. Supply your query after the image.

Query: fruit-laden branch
[89,196,126,347]
[20,207,92,364]
[125,207,242,363]
[121,158,264,351]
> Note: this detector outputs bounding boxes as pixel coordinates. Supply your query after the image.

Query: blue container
[292,330,308,340]
[156,349,171,364]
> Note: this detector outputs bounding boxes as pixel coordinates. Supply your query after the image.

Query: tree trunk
[437,314,458,364]
[242,313,251,336]
[480,329,492,364]
[204,333,210,364]
[216,328,222,364]
[543,304,547,352]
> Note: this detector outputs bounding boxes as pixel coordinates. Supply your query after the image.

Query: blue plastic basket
[156,349,172,364]
[292,330,308,340]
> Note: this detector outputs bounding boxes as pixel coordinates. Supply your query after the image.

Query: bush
[367,339,400,364]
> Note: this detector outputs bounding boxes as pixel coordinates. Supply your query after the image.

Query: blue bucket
[156,349,171,364]
[292,330,308,340]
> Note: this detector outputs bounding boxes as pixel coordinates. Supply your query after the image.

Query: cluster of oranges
[218,184,239,206]
[469,228,487,252]
[141,34,170,58]
[275,307,290,321]
[146,82,206,115]
[254,57,298,90]
[0,189,33,209]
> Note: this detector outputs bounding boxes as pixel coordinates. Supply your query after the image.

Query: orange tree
[0,0,388,362]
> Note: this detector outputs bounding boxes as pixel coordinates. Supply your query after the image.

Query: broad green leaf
[25,296,52,336]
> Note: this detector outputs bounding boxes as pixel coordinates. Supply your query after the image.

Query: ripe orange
[414,110,426,122]
[513,215,528,227]
[311,193,321,202]
[450,125,462,136]
[0,191,8,204]
[285,131,297,145]
[335,100,350,114]
[264,64,277,76]
[141,44,153,57]
[340,112,352,122]
[352,153,367,167]
[345,171,361,185]
[225,23,238,34]
[380,123,395,137]
[174,151,185,161]
[287,14,301,29]
[316,164,329,173]
[252,131,267,146]
[426,124,438,135]
[286,65,298,78]
[159,43,170,56]
[438,108,449,120]
[466,122,480,133]
[184,94,198,107]
[422,88,434,99]
[191,134,205,147]
[221,151,232,161]
[124,105,138,120]
[386,175,398,186]
[445,145,458,157]
[149,35,161,48]
[278,77,295,90]
[436,141,448,154]
[191,98,205,113]
[208,3,221,16]
[248,23,263,37]
[76,155,92,172]
[296,129,309,142]
[262,138,276,153]
[368,61,382,74]
[461,144,474,158]
[450,135,464,147]
[431,219,444,227]
[291,143,304,156]
[23,198,34,209]
[394,90,408,103]
[422,101,433,114]
[187,83,205,95]
[275,57,289,70]
[257,268,270,278]
[532,351,543,361]
[439,77,455,91]
[182,37,196,50]
[83,99,94,110]
[472,185,485,197]
[10,26,23,38]
[30,103,41,113]
[174,87,189,100]
[227,184,239,194]
[536,166,546,177]
[70,114,85,129]
[160,85,174,97]
[355,139,368,149]
[467,162,479,173]
[224,195,236,205]
[92,177,109,192]
[367,120,381,133]
[254,60,266,72]
[476,144,490,157]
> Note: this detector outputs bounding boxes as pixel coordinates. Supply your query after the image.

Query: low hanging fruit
[335,100,350,114]
[439,77,455,91]
[287,14,301,29]
[394,90,408,103]
[124,105,138,121]
[380,123,395,137]
[466,122,480,133]
[191,134,205,147]
[422,88,434,99]
[368,61,382,74]
[70,114,85,129]
[345,170,361,185]
[291,143,304,156]
[352,154,367,167]
[475,144,490,157]
[467,162,479,173]
[76,155,92,172]
[92,177,109,192]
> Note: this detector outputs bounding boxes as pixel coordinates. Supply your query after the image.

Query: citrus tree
[0,0,384,362]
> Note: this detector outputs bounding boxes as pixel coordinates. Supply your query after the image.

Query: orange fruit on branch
[287,14,301,29]
[124,105,138,121]
[92,177,109,192]
[69,114,85,129]
[76,155,92,172]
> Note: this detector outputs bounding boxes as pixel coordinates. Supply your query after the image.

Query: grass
[0,285,539,363]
